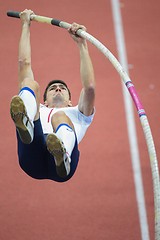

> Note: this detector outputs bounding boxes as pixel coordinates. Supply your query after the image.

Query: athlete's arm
[18,9,34,90]
[68,23,95,116]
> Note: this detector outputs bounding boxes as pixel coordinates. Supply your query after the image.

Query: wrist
[21,21,31,27]
[78,41,88,53]
[78,40,87,48]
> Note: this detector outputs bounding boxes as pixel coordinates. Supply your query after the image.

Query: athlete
[10,9,96,182]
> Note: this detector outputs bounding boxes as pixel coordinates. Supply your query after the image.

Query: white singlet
[40,104,95,144]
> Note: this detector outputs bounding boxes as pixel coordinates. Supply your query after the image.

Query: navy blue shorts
[17,119,80,182]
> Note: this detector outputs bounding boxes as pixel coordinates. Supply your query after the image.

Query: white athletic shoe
[10,95,34,144]
[46,133,71,178]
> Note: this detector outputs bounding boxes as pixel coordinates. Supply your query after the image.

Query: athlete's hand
[68,22,87,45]
[20,9,34,25]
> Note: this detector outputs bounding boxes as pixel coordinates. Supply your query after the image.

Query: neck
[46,100,69,108]
[45,95,71,108]
[49,103,67,108]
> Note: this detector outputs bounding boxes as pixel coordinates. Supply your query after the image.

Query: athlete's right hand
[20,9,34,25]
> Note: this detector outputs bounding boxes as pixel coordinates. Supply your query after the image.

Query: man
[10,9,95,182]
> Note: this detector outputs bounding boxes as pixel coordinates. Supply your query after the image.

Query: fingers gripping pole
[7,10,160,240]
[7,10,85,36]
[7,11,63,26]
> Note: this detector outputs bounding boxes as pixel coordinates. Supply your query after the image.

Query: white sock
[56,124,76,158]
[19,87,37,123]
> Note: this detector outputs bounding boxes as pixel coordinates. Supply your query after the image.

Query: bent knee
[51,111,68,124]
[51,111,74,131]
[20,78,40,95]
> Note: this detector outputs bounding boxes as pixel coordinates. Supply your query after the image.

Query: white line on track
[111,0,150,239]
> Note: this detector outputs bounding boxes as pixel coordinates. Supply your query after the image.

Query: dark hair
[43,80,71,102]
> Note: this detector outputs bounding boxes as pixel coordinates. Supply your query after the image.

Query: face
[44,83,72,107]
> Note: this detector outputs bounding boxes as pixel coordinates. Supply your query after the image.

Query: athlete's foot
[46,133,71,178]
[10,95,34,144]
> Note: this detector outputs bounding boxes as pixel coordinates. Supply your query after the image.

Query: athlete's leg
[51,111,76,156]
[18,78,40,121]
[51,111,74,131]
[10,81,40,144]
[17,117,80,182]
[46,111,77,178]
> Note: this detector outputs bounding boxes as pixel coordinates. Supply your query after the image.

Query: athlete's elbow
[85,84,96,98]
[87,82,96,93]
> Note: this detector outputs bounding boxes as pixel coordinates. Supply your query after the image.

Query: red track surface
[1,1,160,239]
